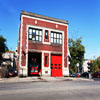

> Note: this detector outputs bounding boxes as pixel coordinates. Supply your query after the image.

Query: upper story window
[28,28,42,42]
[50,31,62,44]
[45,30,48,39]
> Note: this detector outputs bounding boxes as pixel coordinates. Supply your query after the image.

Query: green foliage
[0,35,9,65]
[68,37,85,73]
[90,58,100,73]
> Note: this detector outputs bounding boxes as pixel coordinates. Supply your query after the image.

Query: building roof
[21,10,68,25]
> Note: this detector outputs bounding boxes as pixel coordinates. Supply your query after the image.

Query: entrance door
[51,55,62,77]
[28,52,41,76]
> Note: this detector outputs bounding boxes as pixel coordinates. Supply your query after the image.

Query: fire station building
[18,11,69,77]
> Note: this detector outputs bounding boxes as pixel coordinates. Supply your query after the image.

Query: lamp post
[77,63,79,73]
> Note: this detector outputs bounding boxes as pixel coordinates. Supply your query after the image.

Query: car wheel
[97,76,99,78]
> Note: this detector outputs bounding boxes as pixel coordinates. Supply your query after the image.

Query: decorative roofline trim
[21,10,68,25]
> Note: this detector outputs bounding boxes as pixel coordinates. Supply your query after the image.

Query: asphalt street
[0,80,100,100]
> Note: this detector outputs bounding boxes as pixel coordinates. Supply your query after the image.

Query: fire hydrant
[78,74,80,78]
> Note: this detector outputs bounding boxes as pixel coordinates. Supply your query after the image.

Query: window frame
[50,31,62,44]
[45,30,48,40]
[45,56,48,66]
[28,27,42,42]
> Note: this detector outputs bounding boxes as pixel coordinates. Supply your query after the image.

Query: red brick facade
[28,42,62,52]
[18,11,69,77]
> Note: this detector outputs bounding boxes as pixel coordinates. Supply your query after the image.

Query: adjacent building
[2,51,15,68]
[82,59,90,72]
[18,11,69,77]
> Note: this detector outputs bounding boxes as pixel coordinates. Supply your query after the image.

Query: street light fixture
[77,63,79,73]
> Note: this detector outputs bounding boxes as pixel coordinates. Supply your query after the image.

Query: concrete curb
[0,77,46,83]
[0,77,94,83]
[70,77,94,81]
[41,77,94,82]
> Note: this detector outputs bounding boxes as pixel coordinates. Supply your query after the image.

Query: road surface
[0,80,100,100]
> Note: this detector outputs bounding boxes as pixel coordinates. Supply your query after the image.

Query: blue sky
[0,0,100,59]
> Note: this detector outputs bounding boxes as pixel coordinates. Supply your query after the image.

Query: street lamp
[77,63,79,73]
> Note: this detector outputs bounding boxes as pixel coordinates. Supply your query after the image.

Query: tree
[68,37,85,73]
[90,57,100,73]
[0,35,9,65]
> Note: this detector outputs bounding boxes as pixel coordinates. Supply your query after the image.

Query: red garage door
[51,55,62,77]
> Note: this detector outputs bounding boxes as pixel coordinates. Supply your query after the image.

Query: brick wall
[28,42,62,52]
[20,16,68,67]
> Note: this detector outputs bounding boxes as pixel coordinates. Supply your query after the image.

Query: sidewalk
[0,77,45,83]
[0,76,94,83]
[41,77,94,82]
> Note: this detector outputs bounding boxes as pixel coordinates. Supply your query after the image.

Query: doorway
[28,52,41,76]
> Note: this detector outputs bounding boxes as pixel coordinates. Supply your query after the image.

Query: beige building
[82,59,90,72]
[2,51,15,68]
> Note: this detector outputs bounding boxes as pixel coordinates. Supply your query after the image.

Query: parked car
[69,71,75,77]
[92,72,100,78]
[8,67,17,77]
[75,72,81,77]
[81,72,89,78]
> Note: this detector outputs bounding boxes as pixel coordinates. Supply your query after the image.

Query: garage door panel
[51,55,62,77]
